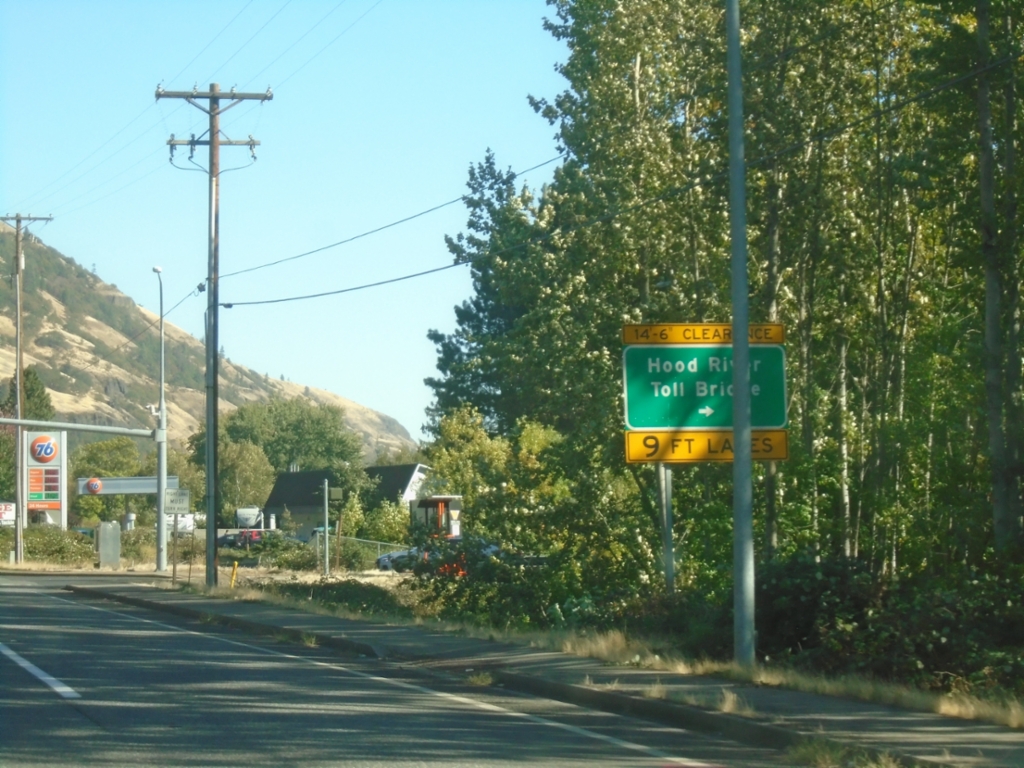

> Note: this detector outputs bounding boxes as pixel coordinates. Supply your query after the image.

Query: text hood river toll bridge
[621,324,788,463]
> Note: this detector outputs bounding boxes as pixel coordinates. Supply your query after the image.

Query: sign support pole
[658,463,675,594]
[726,0,756,667]
[322,478,330,578]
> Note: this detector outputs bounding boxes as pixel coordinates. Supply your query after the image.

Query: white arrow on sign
[699,406,715,417]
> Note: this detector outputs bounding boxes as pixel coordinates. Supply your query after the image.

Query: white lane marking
[0,640,81,699]
[49,594,723,767]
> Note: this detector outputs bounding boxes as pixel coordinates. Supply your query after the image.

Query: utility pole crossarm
[155,86,272,102]
[1,215,53,223]
[168,139,260,147]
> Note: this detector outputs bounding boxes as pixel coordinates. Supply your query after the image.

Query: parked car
[216,530,263,549]
[376,547,420,572]
[306,526,336,542]
[376,539,502,574]
[236,529,262,547]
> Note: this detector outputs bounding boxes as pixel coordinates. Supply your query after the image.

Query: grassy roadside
[209,569,1024,733]
[7,548,1020,738]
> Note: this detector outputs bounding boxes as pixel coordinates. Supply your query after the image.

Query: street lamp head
[153,266,162,274]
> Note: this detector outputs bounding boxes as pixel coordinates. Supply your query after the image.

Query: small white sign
[0,502,15,527]
[164,489,191,516]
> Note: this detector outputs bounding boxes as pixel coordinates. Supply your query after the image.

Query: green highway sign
[622,345,787,430]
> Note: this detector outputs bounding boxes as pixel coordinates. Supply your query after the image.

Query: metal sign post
[323,478,330,578]
[657,463,674,594]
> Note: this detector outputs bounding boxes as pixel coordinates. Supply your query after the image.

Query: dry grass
[640,679,667,699]
[718,688,756,716]
[642,684,757,717]
[183,573,1024,731]
[466,671,494,686]
[732,666,1024,730]
[551,633,1024,730]
[787,740,903,768]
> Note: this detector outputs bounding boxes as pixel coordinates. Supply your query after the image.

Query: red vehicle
[237,529,262,547]
[217,529,263,549]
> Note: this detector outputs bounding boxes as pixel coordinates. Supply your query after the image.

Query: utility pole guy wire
[156,83,272,587]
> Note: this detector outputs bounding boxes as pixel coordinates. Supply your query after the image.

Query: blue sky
[0,0,567,441]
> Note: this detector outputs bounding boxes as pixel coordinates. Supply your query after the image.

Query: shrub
[756,551,880,671]
[262,578,413,619]
[361,498,409,545]
[412,537,573,630]
[8,526,95,566]
[252,536,318,571]
[754,551,1024,696]
[121,528,156,563]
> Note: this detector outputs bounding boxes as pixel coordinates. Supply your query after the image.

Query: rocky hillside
[0,223,415,459]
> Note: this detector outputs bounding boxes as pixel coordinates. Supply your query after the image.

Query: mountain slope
[0,224,415,459]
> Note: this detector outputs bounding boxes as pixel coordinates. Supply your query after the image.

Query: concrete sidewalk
[64,582,1024,768]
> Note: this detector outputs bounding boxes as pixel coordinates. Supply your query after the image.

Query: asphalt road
[0,574,787,767]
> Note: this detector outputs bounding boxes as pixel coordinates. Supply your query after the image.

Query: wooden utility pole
[156,83,272,586]
[1,213,52,564]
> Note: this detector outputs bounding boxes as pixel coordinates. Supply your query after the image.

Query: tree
[204,398,363,475]
[2,366,55,420]
[140,447,205,513]
[219,441,275,525]
[361,497,409,544]
[187,397,371,523]
[373,444,428,466]
[423,0,1024,638]
[70,437,143,523]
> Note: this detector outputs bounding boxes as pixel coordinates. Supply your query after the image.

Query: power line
[241,0,352,90]
[213,0,382,136]
[223,263,455,307]
[5,1,254,216]
[204,0,293,82]
[219,54,1017,309]
[275,0,386,90]
[69,288,201,378]
[169,0,256,84]
[8,104,160,213]
[6,1,379,219]
[57,161,166,218]
[221,153,565,279]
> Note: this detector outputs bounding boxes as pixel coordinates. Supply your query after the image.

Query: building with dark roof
[262,469,337,540]
[263,464,429,541]
[365,463,429,505]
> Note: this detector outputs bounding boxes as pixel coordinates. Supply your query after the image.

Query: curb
[493,669,800,750]
[64,585,961,768]
[489,671,952,768]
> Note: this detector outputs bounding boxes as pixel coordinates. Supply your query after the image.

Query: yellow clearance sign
[622,323,785,345]
[625,429,789,463]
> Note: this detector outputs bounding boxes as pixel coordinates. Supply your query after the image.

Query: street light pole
[153,266,168,572]
[726,0,755,668]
